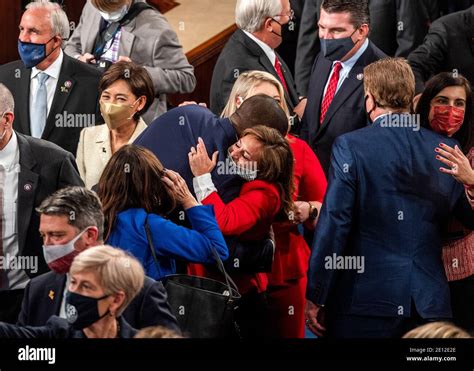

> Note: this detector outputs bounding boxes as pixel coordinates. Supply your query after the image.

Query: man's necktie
[320,62,342,124]
[30,72,50,138]
[274,56,289,93]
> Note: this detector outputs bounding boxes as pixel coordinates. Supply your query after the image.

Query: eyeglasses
[273,9,295,21]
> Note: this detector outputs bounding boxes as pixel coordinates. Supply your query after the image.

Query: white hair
[235,0,283,33]
[26,0,70,41]
[0,84,15,114]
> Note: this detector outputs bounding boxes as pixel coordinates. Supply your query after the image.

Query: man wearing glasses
[210,0,306,133]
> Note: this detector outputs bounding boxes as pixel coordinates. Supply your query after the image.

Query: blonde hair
[70,245,145,316]
[221,70,289,118]
[91,0,131,12]
[364,57,415,111]
[402,322,472,339]
[134,326,183,339]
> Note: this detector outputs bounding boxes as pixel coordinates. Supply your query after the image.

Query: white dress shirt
[29,50,64,120]
[59,274,71,319]
[243,30,277,69]
[0,132,29,290]
[322,38,369,97]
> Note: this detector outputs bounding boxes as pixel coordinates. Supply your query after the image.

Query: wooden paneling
[168,24,237,107]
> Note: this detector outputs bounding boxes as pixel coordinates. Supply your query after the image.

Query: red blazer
[269,135,327,285]
[188,180,281,294]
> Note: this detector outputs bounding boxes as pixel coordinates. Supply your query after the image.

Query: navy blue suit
[134,105,243,203]
[306,114,474,338]
[300,41,386,175]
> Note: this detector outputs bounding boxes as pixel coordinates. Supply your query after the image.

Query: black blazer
[300,41,386,175]
[17,271,180,332]
[1,315,136,338]
[0,54,102,155]
[408,6,474,94]
[210,29,300,117]
[295,0,435,95]
[16,133,83,277]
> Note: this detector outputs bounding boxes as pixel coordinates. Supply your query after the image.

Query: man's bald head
[230,94,289,136]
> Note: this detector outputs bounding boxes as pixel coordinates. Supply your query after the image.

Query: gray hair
[26,0,70,41]
[36,186,104,241]
[235,0,282,33]
[0,84,15,115]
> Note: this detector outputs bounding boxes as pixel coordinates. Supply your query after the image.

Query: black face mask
[365,94,377,124]
[270,18,289,38]
[320,29,358,62]
[66,291,110,330]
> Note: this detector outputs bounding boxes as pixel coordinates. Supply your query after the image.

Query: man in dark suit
[305,58,474,338]
[0,1,101,155]
[0,83,83,323]
[408,6,474,97]
[295,0,435,97]
[300,0,386,175]
[17,186,180,331]
[210,0,306,132]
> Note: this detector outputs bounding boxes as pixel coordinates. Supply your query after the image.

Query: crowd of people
[0,0,472,340]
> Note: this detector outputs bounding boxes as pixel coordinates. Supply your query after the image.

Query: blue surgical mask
[18,37,56,69]
[99,5,129,22]
[66,291,110,330]
[320,29,357,62]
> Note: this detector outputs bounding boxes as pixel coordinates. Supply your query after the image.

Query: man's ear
[84,227,99,245]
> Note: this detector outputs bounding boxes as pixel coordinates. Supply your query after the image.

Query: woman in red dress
[186,126,295,338]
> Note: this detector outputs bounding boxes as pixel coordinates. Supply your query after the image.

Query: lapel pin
[48,290,55,301]
[356,73,364,81]
[60,80,72,93]
[23,183,33,192]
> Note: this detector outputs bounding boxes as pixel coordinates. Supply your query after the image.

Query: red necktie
[320,61,342,124]
[274,56,289,93]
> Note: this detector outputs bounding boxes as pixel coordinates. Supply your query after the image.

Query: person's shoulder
[28,271,60,287]
[80,123,107,139]
[63,54,102,79]
[0,60,24,76]
[242,180,280,197]
[367,41,388,61]
[17,132,74,159]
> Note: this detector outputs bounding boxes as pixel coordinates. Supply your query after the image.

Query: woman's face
[69,270,112,317]
[100,79,138,107]
[228,135,262,170]
[428,86,467,136]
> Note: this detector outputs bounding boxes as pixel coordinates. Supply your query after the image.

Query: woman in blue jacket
[97,145,228,280]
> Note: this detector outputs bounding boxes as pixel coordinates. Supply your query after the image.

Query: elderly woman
[0,246,144,338]
[416,72,474,333]
[98,145,228,281]
[76,61,154,189]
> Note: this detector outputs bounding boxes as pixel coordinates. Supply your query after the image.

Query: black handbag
[224,237,275,273]
[145,217,241,338]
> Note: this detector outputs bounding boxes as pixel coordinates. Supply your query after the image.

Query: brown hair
[91,0,131,12]
[364,58,415,111]
[402,322,471,339]
[321,0,370,28]
[97,145,176,240]
[99,61,155,121]
[134,326,184,338]
[241,125,295,216]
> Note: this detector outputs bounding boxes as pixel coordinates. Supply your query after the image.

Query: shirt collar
[243,30,276,66]
[31,49,64,80]
[333,38,369,70]
[0,131,19,169]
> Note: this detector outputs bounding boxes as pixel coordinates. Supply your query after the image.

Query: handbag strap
[144,214,239,300]
[144,215,161,272]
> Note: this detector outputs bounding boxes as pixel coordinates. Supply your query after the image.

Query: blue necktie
[30,72,50,138]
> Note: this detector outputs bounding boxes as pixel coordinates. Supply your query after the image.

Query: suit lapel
[16,67,32,135]
[43,274,67,318]
[119,19,137,58]
[17,133,39,255]
[42,56,76,140]
[310,57,332,140]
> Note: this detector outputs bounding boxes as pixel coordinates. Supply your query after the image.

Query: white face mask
[227,151,258,181]
[42,229,88,265]
[99,5,129,22]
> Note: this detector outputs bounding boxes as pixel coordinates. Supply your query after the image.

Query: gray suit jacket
[64,0,196,123]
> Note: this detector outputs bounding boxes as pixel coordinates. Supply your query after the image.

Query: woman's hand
[293,201,311,223]
[162,169,199,210]
[436,143,474,186]
[188,137,219,177]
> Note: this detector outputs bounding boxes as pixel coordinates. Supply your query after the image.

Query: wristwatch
[308,202,318,220]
